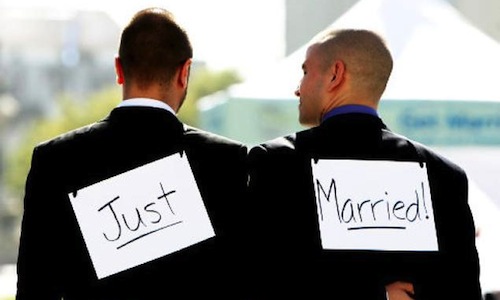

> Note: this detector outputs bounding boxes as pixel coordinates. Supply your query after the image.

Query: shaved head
[313,29,393,99]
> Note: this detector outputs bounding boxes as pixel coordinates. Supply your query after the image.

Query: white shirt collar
[117,98,176,115]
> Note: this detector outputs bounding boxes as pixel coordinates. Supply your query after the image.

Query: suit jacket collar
[319,112,387,131]
[105,106,184,134]
[294,113,389,158]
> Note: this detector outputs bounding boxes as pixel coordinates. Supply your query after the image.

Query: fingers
[386,281,415,300]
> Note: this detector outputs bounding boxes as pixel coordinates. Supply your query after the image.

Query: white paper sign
[311,159,438,251]
[68,152,215,279]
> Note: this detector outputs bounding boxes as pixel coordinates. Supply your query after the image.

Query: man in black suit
[16,8,247,299]
[246,29,482,299]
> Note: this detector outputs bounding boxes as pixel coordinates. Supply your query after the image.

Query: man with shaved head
[246,29,482,299]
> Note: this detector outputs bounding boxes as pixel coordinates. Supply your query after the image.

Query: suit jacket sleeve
[17,146,64,299]
[417,162,482,299]
[244,144,279,297]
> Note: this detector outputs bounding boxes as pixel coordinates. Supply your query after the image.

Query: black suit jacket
[16,106,248,299]
[246,113,482,299]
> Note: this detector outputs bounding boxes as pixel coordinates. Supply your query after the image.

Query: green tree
[178,67,241,126]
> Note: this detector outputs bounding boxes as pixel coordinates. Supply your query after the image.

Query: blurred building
[0,8,120,119]
[285,0,354,55]
[285,0,500,55]
[449,0,500,44]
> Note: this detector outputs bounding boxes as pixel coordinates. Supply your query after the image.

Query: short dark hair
[118,8,193,89]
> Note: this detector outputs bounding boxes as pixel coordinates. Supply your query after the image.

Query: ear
[115,56,125,85]
[178,58,192,88]
[328,60,345,91]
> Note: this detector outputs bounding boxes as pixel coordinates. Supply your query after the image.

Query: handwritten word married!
[315,179,430,230]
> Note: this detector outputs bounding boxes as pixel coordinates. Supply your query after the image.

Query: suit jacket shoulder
[382,128,466,174]
[184,124,246,146]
